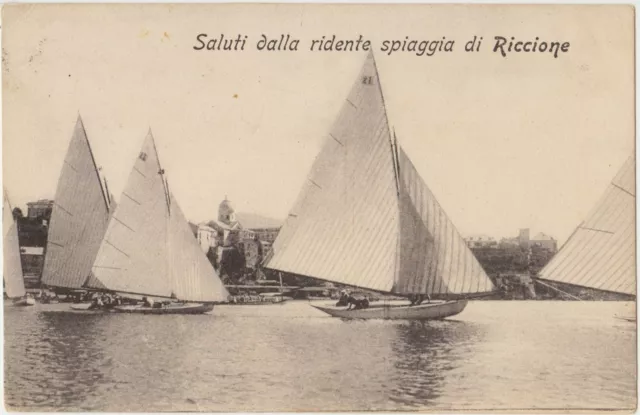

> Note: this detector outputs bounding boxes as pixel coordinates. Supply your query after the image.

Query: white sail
[168,193,229,302]
[265,52,495,296]
[3,191,26,298]
[265,52,400,292]
[88,131,228,302]
[538,154,636,296]
[41,115,114,289]
[395,145,494,295]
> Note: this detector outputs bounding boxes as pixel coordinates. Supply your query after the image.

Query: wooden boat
[264,52,496,320]
[39,115,117,302]
[114,303,214,315]
[3,191,35,307]
[69,302,112,311]
[535,154,636,302]
[312,300,467,320]
[84,130,228,314]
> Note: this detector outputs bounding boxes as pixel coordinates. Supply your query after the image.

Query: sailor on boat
[141,296,154,308]
[408,294,431,306]
[336,290,349,306]
[88,295,104,310]
[345,292,370,310]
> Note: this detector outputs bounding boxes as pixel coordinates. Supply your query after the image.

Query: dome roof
[218,197,237,226]
[219,197,234,212]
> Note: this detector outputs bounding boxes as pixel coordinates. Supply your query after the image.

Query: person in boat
[112,294,121,306]
[141,296,154,308]
[88,295,104,310]
[102,294,111,306]
[409,294,431,306]
[355,296,370,310]
[336,290,349,306]
[346,293,370,310]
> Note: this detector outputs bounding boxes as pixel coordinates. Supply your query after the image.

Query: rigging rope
[534,279,582,301]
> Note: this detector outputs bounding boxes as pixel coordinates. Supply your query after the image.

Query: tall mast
[79,115,110,211]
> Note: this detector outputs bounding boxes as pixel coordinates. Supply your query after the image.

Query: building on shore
[195,224,218,253]
[20,246,44,288]
[26,199,53,221]
[464,234,497,248]
[530,232,558,252]
[17,200,51,248]
[497,228,558,253]
[465,228,558,299]
[195,198,282,277]
[7,199,54,288]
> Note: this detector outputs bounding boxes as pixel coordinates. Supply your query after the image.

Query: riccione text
[191,33,571,59]
[493,36,570,59]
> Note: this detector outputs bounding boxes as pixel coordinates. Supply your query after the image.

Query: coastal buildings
[196,224,217,253]
[465,234,497,248]
[11,199,53,287]
[464,228,558,298]
[26,199,53,221]
[529,232,558,252]
[20,246,44,288]
[194,198,282,279]
[497,228,558,252]
[464,228,558,253]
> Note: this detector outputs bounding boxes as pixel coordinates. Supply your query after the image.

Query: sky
[2,4,634,245]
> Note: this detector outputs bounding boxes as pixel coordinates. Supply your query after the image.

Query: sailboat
[263,52,496,320]
[3,191,34,306]
[536,154,636,318]
[84,130,229,314]
[41,115,116,298]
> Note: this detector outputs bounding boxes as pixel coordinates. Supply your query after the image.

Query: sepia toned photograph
[1,3,636,412]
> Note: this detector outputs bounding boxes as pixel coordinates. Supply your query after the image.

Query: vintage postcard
[1,3,636,413]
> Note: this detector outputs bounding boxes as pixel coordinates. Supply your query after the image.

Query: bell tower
[218,196,237,226]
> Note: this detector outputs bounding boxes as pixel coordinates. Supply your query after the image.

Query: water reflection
[388,320,487,408]
[5,311,110,411]
[4,302,635,412]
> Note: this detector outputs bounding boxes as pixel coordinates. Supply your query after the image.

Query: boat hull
[70,303,93,310]
[311,300,468,320]
[114,303,214,315]
[69,303,115,312]
[13,297,35,307]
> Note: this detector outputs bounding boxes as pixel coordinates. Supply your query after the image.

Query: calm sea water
[3,300,637,412]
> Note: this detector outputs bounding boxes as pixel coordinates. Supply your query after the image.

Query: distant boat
[264,52,496,320]
[84,130,229,314]
[536,154,636,303]
[41,115,116,294]
[3,191,34,306]
[225,273,291,305]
